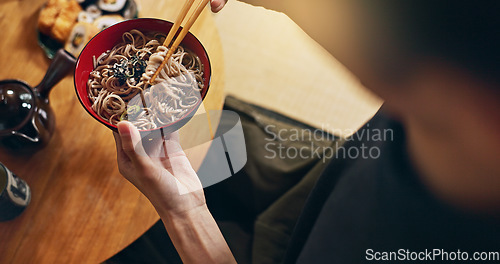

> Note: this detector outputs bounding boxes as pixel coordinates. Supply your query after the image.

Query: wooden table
[0,0,225,263]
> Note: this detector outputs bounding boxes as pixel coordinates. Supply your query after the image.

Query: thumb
[210,0,227,13]
[117,121,151,168]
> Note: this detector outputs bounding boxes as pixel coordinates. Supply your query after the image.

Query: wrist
[158,202,209,223]
[139,178,206,219]
[159,205,236,264]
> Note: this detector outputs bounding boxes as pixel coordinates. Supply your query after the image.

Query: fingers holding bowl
[116,121,152,168]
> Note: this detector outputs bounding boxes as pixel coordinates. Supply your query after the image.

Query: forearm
[159,205,236,264]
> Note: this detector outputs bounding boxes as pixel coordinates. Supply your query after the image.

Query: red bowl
[74,18,211,133]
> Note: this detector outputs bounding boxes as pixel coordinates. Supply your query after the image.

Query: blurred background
[214,0,382,137]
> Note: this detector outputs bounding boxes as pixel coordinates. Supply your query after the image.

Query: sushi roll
[85,4,102,20]
[97,0,127,13]
[64,22,99,57]
[93,14,124,31]
[77,11,94,23]
[121,0,138,20]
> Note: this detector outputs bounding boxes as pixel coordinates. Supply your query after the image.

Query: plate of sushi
[37,0,138,59]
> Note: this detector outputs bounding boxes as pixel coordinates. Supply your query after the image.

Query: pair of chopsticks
[149,0,211,85]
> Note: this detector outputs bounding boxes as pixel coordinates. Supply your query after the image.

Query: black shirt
[283,111,500,263]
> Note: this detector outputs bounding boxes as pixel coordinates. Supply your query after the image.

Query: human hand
[114,122,236,263]
[211,0,228,13]
[113,121,206,218]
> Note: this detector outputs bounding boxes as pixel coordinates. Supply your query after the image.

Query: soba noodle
[87,29,204,130]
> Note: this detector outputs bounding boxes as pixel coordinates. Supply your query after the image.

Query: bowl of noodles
[74,18,211,134]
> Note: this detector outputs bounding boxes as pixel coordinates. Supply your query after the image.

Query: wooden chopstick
[149,0,211,85]
[163,0,196,48]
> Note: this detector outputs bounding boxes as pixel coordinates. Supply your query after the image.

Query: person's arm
[113,122,236,264]
[160,206,236,263]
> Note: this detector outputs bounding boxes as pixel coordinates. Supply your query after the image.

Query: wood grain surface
[0,0,225,263]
